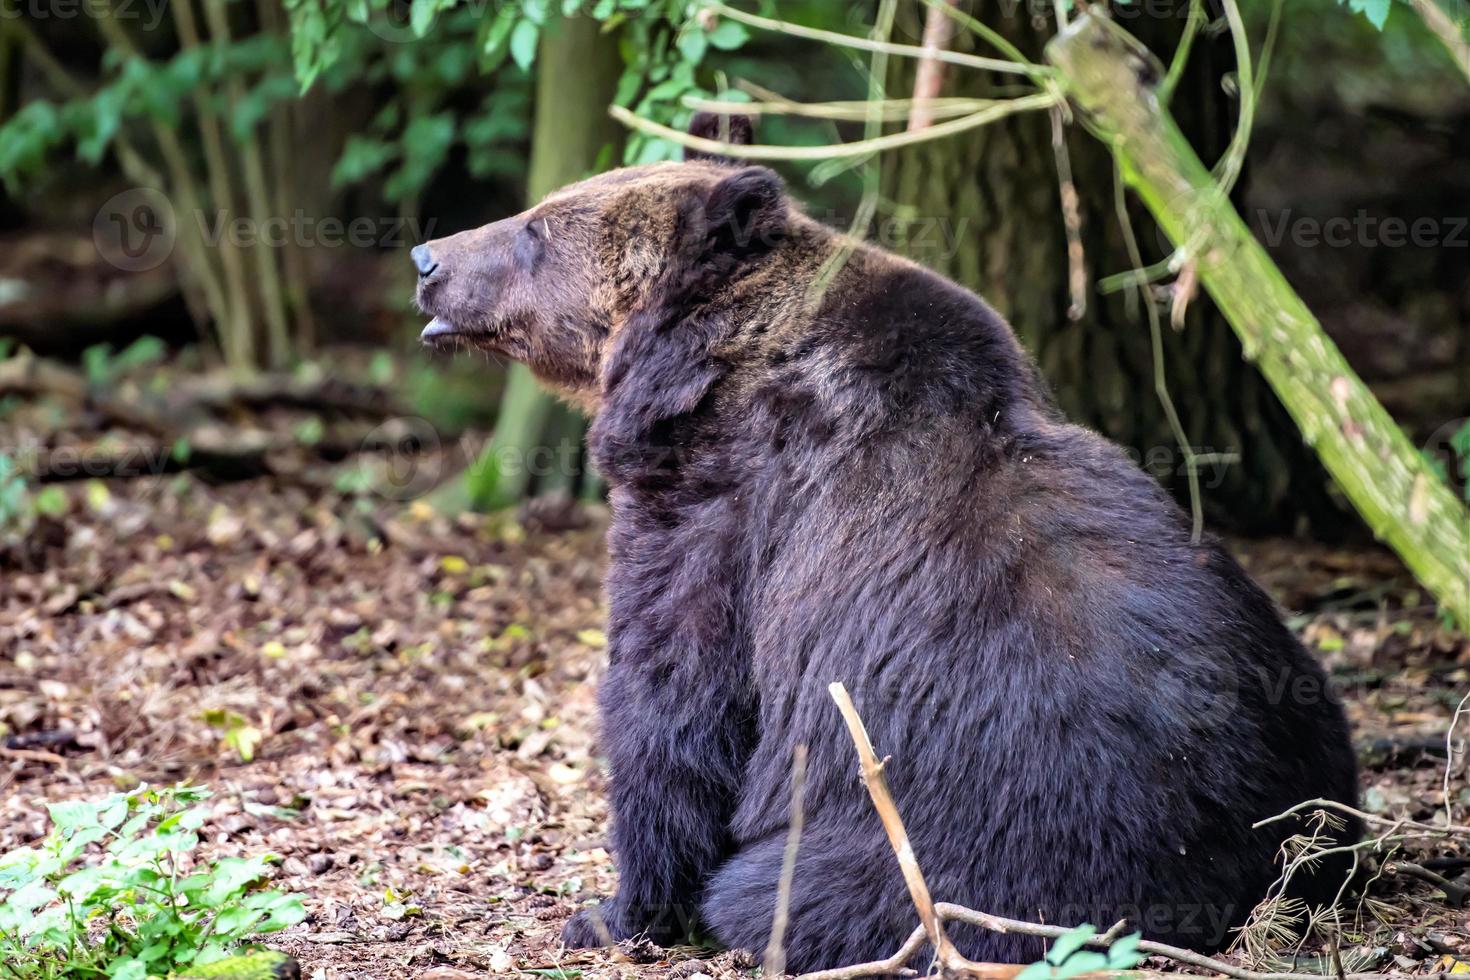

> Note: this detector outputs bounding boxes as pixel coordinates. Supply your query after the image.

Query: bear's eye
[514,220,546,270]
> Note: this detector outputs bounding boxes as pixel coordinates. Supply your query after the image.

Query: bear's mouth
[418,314,499,353]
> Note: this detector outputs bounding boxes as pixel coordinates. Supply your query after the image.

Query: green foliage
[0,453,31,532]
[0,784,304,979]
[285,0,752,169]
[1424,418,1470,504]
[0,35,297,197]
[82,337,167,387]
[1335,0,1398,29]
[1013,924,1145,980]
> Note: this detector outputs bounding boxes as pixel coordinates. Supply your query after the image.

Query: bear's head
[413,113,785,405]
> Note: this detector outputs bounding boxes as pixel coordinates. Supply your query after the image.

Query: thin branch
[1383,861,1469,907]
[1412,0,1470,85]
[764,744,809,977]
[1211,0,1255,197]
[795,925,926,980]
[1160,0,1205,105]
[609,93,1060,162]
[686,93,999,124]
[828,683,957,965]
[1252,797,1470,837]
[908,0,960,133]
[1445,689,1469,828]
[1112,162,1207,543]
[1050,105,1086,321]
[698,0,1037,76]
[934,904,1393,980]
[919,0,1036,68]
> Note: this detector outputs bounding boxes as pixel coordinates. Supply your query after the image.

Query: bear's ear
[685,111,755,164]
[703,166,787,257]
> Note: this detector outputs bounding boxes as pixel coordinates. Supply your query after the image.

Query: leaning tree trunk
[461,14,624,511]
[881,0,1336,533]
[1047,10,1470,625]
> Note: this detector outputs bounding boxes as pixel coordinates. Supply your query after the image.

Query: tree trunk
[461,14,623,510]
[1047,10,1470,625]
[881,0,1335,533]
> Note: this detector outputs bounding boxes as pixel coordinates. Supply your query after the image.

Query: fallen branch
[1383,861,1469,908]
[810,687,1415,980]
[1252,798,1470,838]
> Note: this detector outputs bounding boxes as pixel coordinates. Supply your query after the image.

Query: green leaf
[1046,924,1097,965]
[47,799,100,834]
[1107,932,1143,969]
[1053,951,1111,980]
[676,27,707,64]
[510,19,541,71]
[707,20,749,50]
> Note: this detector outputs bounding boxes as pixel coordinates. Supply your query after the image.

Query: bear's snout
[411,244,439,279]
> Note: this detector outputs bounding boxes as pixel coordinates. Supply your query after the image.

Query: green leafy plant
[1335,0,1399,30]
[0,784,304,979]
[1014,924,1145,980]
[81,337,168,388]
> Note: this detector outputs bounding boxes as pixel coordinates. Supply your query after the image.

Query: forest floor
[2,426,1469,979]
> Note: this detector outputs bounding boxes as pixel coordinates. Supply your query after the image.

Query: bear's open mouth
[418,315,498,353]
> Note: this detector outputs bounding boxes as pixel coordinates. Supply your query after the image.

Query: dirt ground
[2,472,1468,980]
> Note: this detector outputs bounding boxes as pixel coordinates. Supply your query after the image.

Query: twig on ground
[765,743,809,977]
[795,925,926,980]
[935,904,1392,980]
[810,690,1423,980]
[1383,861,1469,908]
[1445,689,1469,828]
[1252,798,1470,837]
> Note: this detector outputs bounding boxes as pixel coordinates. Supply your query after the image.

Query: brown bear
[413,114,1360,973]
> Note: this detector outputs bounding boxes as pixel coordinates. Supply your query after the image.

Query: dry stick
[1383,861,1469,907]
[1445,689,1469,829]
[936,904,1395,980]
[797,925,928,980]
[907,0,960,132]
[826,683,959,969]
[1252,797,1470,837]
[813,691,1412,980]
[764,744,809,977]
[609,93,1059,162]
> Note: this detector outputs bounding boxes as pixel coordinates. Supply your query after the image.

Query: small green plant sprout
[1014,923,1145,980]
[0,784,304,979]
[201,710,265,763]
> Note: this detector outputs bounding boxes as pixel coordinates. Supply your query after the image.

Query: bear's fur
[415,115,1360,973]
